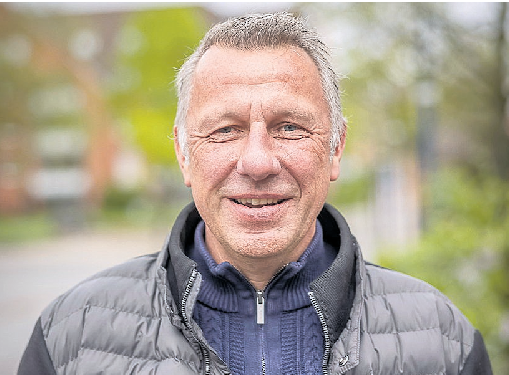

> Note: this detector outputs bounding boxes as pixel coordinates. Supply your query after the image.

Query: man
[19,12,492,375]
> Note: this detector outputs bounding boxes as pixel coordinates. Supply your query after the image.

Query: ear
[330,135,346,182]
[174,127,192,187]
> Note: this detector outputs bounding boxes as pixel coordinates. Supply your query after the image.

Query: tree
[109,7,209,166]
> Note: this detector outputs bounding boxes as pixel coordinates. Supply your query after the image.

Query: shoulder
[36,252,202,374]
[40,253,161,335]
[361,262,475,371]
[363,262,475,336]
[364,261,444,296]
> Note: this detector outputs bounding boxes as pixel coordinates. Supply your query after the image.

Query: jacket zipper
[256,290,265,324]
[256,289,266,375]
[182,268,211,375]
[254,266,285,374]
[309,291,330,375]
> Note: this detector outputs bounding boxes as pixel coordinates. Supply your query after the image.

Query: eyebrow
[198,108,317,127]
[269,109,316,123]
[197,111,248,128]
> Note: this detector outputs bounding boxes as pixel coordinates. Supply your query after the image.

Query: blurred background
[1,2,508,374]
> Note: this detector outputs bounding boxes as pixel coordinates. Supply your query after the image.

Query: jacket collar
[311,203,358,343]
[312,203,365,372]
[157,203,201,316]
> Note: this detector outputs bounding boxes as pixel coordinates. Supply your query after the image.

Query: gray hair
[174,12,345,160]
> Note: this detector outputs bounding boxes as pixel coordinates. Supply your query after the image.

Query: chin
[231,236,293,259]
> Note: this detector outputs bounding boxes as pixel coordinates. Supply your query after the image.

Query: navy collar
[189,220,337,315]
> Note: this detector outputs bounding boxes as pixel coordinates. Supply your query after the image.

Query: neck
[204,225,316,290]
[228,257,289,291]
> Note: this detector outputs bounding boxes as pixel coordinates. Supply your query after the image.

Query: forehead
[196,45,318,77]
[189,46,327,115]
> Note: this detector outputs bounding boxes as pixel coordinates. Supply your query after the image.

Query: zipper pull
[256,290,265,325]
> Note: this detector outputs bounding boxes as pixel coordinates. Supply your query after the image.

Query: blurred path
[0,227,168,375]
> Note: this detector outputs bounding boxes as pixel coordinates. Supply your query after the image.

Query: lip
[228,192,291,206]
[230,193,289,204]
[233,197,284,206]
[226,195,291,221]
[229,192,290,201]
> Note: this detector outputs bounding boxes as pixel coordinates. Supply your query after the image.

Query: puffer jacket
[18,203,492,374]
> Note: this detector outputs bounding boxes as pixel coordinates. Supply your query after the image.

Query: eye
[282,124,298,132]
[217,126,234,134]
[274,122,308,139]
[209,125,242,142]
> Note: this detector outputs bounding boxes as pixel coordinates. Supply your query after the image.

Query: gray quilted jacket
[18,203,492,374]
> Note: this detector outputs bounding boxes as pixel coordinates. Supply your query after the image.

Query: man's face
[176,46,344,265]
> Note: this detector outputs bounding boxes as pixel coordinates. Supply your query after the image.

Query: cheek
[281,140,331,181]
[189,144,239,188]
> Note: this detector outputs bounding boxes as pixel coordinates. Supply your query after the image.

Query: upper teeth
[236,198,280,206]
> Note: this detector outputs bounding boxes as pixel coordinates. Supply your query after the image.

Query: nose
[237,123,281,181]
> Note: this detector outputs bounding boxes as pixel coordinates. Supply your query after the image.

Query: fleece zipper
[254,266,286,375]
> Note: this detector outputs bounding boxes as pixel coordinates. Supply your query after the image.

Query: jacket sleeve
[460,330,493,375]
[18,317,57,375]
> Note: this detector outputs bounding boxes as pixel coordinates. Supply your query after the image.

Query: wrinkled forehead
[193,45,320,87]
[188,46,327,115]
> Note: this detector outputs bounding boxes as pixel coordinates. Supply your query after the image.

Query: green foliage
[0,213,56,243]
[110,7,208,166]
[102,186,142,211]
[378,168,509,372]
[328,172,375,206]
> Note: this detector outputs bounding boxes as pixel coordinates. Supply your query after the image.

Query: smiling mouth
[232,198,286,208]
